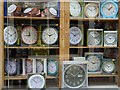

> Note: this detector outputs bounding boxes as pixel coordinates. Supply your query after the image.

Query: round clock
[4,26,18,45]
[64,65,86,88]
[21,26,38,45]
[100,1,118,18]
[87,55,101,72]
[70,0,82,17]
[28,74,45,88]
[49,7,57,16]
[8,4,17,14]
[102,61,115,73]
[26,59,33,73]
[104,34,116,45]
[5,60,17,75]
[47,60,58,76]
[84,3,99,18]
[42,27,58,45]
[70,27,83,45]
[36,60,44,73]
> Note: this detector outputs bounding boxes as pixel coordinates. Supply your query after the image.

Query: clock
[21,26,38,45]
[8,4,17,15]
[104,31,117,47]
[70,27,83,45]
[49,7,58,17]
[47,59,58,76]
[62,61,88,88]
[28,73,45,89]
[84,3,99,18]
[5,59,17,75]
[102,59,115,74]
[100,0,118,18]
[88,29,103,46]
[25,59,33,74]
[42,27,58,45]
[4,26,18,45]
[85,53,103,73]
[70,0,83,17]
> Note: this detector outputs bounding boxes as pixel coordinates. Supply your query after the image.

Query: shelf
[88,74,117,78]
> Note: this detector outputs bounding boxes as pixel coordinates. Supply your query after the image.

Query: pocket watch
[84,3,99,18]
[36,59,44,73]
[70,0,82,17]
[25,59,33,74]
[5,59,17,75]
[42,27,58,45]
[70,27,83,45]
[28,74,45,89]
[4,26,18,45]
[21,26,38,45]
[100,0,118,18]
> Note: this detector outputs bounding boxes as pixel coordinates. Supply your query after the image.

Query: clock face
[70,27,83,45]
[4,26,18,45]
[102,61,115,73]
[70,0,82,17]
[28,74,45,88]
[42,27,58,45]
[26,59,33,73]
[85,3,99,18]
[5,60,17,75]
[64,65,86,88]
[36,60,44,73]
[21,26,37,45]
[104,34,116,45]
[49,7,57,16]
[87,56,101,72]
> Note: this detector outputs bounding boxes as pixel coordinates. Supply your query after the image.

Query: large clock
[21,26,38,45]
[42,27,58,45]
[70,27,83,45]
[100,0,118,18]
[4,26,18,45]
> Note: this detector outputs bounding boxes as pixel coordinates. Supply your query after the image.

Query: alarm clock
[21,26,38,45]
[28,73,46,89]
[100,0,118,18]
[25,59,33,74]
[62,61,88,88]
[4,26,18,45]
[104,31,117,47]
[85,52,103,73]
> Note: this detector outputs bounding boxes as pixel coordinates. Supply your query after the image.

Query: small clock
[21,26,38,45]
[8,4,17,15]
[25,59,33,74]
[49,7,58,17]
[100,0,118,18]
[4,26,18,45]
[47,59,58,76]
[104,31,117,47]
[85,52,103,73]
[70,27,83,45]
[102,59,115,74]
[42,27,58,45]
[84,3,99,18]
[5,59,17,75]
[28,73,45,89]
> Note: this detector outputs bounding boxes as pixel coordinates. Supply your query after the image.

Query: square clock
[87,29,103,46]
[104,31,117,47]
[62,61,88,89]
[85,52,103,74]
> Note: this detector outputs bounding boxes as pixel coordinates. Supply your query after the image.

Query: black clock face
[64,65,86,88]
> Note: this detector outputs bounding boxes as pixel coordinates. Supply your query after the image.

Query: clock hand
[70,73,75,77]
[108,6,113,11]
[33,79,37,83]
[88,7,92,12]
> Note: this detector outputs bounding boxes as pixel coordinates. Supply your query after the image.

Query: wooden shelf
[88,74,117,78]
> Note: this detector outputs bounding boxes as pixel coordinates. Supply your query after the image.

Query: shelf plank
[88,74,117,77]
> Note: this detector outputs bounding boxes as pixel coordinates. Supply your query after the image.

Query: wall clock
[85,53,103,73]
[104,31,117,47]
[21,26,38,45]
[5,59,17,75]
[84,3,99,18]
[70,27,83,45]
[25,59,33,74]
[100,0,118,18]
[28,73,45,89]
[42,27,58,45]
[62,61,88,88]
[70,0,83,17]
[47,59,58,76]
[4,26,18,45]
[102,59,115,74]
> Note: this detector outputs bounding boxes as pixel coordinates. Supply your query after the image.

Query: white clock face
[48,61,57,74]
[42,27,58,45]
[70,27,83,45]
[49,7,57,16]
[87,56,101,72]
[36,60,44,73]
[104,34,116,45]
[85,3,99,18]
[28,74,45,88]
[26,59,33,73]
[21,26,37,45]
[4,26,18,45]
[70,0,81,17]
[102,61,115,73]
